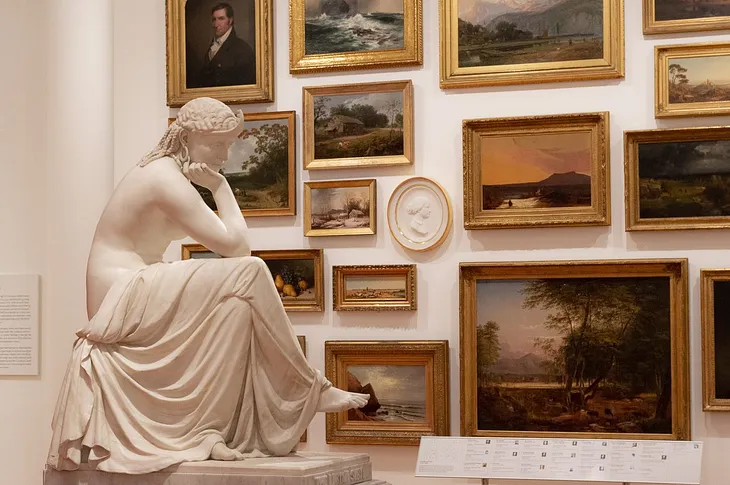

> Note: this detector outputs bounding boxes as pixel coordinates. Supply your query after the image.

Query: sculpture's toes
[211,442,245,461]
[350,392,370,408]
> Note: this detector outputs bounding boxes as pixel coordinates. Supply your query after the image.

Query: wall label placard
[416,437,702,484]
[0,274,40,376]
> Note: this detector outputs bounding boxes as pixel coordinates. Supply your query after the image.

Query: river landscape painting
[667,54,730,105]
[347,365,427,422]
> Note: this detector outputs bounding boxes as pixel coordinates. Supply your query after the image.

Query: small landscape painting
[304,0,405,55]
[668,55,730,105]
[313,91,404,160]
[475,277,673,435]
[265,259,317,302]
[712,280,730,400]
[637,139,730,219]
[309,186,371,230]
[655,0,730,22]
[346,365,427,422]
[481,132,592,211]
[344,275,407,301]
[457,0,605,68]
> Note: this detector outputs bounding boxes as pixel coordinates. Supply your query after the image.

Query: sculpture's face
[186,131,234,171]
[212,8,233,38]
[420,203,432,219]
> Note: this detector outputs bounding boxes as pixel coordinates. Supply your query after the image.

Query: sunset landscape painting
[481,131,592,211]
[667,54,730,105]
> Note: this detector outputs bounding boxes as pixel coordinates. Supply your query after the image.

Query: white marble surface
[44,452,387,485]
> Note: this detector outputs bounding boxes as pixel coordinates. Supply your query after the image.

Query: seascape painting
[475,277,674,435]
[668,55,730,104]
[655,0,730,21]
[638,139,730,219]
[344,275,407,301]
[712,280,730,400]
[264,259,317,301]
[347,365,427,422]
[313,91,404,160]
[457,0,605,68]
[304,0,405,55]
[309,186,372,229]
[481,132,592,211]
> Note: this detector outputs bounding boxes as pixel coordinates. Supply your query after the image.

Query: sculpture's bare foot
[318,387,370,412]
[210,442,245,461]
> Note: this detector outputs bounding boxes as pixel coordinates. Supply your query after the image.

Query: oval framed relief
[387,177,452,252]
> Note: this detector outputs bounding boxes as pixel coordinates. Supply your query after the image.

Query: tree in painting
[667,56,730,104]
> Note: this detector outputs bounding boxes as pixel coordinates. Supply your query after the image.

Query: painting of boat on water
[347,365,427,422]
[457,0,605,68]
[304,0,405,55]
[481,131,592,211]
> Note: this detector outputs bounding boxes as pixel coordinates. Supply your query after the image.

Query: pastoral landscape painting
[347,365,427,422]
[344,275,407,301]
[667,55,730,104]
[638,139,730,219]
[481,132,592,211]
[309,186,372,229]
[264,259,317,302]
[457,0,605,68]
[304,0,405,55]
[313,91,404,160]
[655,0,730,21]
[475,277,673,435]
[196,112,293,216]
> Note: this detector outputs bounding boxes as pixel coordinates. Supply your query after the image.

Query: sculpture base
[43,452,391,485]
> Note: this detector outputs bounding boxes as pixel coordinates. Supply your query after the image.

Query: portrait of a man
[185,1,257,89]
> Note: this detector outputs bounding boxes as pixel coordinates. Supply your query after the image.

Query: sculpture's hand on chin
[183,162,226,191]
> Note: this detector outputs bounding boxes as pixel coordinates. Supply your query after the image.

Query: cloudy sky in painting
[345,275,405,291]
[306,0,404,15]
[221,118,288,175]
[672,54,730,85]
[480,131,592,185]
[348,365,426,402]
[317,92,402,118]
[310,186,369,214]
[459,0,568,24]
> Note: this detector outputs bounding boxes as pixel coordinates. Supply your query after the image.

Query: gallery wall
[3,0,730,484]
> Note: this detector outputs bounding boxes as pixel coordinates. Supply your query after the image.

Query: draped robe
[47,256,329,474]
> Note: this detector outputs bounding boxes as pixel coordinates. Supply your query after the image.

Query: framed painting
[304,179,377,237]
[297,335,308,441]
[460,259,690,440]
[166,0,273,107]
[171,111,296,217]
[625,126,730,231]
[644,0,730,34]
[289,0,423,74]
[181,245,324,311]
[302,80,413,170]
[463,112,610,229]
[701,270,730,412]
[439,0,624,89]
[324,340,449,445]
[332,264,417,311]
[656,42,730,119]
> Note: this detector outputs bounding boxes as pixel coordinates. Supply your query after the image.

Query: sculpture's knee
[247,256,268,273]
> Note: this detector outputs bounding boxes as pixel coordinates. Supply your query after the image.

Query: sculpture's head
[406,196,431,219]
[139,97,244,171]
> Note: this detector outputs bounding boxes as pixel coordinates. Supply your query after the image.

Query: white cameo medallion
[387,177,452,252]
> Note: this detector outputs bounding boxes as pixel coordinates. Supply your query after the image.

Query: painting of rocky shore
[347,365,427,422]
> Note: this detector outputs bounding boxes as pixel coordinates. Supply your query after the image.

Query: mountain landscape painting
[668,54,730,104]
[457,0,604,67]
[655,0,730,22]
[475,277,674,434]
[481,131,592,210]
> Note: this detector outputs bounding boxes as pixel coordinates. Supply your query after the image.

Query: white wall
[3,0,730,484]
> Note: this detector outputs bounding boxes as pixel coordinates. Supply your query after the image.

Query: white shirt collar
[214,26,233,46]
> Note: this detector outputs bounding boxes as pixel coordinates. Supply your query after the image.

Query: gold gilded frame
[460,259,690,441]
[439,0,624,89]
[304,179,377,237]
[302,80,414,170]
[625,126,730,231]
[643,0,730,34]
[181,245,324,312]
[656,42,730,119]
[701,269,730,412]
[166,0,274,107]
[463,112,610,229]
[325,340,449,445]
[297,335,308,441]
[332,264,417,311]
[289,0,423,74]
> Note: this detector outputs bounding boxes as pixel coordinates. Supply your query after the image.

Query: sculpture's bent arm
[156,169,251,257]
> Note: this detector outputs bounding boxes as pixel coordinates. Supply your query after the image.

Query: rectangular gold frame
[297,335,308,442]
[304,179,377,237]
[325,340,449,445]
[643,0,730,34]
[439,0,624,89]
[289,0,423,74]
[302,80,414,170]
[166,0,274,107]
[181,245,324,312]
[625,126,730,231]
[701,269,730,412]
[463,112,610,229]
[655,42,730,118]
[333,265,417,311]
[460,259,690,440]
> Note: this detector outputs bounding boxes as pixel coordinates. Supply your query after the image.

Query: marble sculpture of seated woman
[46,97,369,474]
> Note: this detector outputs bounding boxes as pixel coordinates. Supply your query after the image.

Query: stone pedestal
[44,452,392,485]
